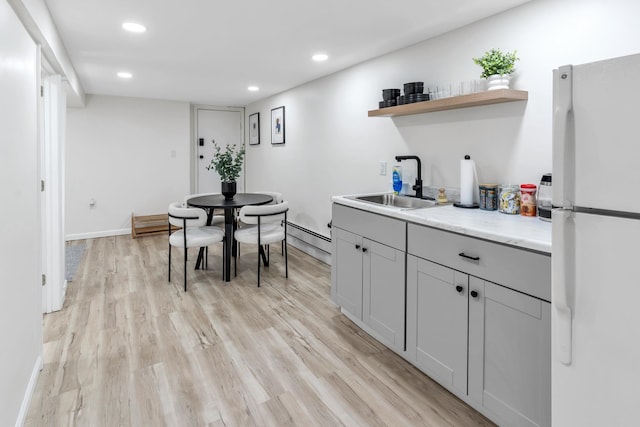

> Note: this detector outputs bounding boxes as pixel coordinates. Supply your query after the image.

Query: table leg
[194,208,216,270]
[223,208,234,281]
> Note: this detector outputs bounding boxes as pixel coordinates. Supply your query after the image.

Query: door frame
[40,71,66,313]
[190,105,245,194]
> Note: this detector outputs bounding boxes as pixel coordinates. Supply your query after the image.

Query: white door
[553,54,640,213]
[196,108,243,194]
[552,211,640,426]
[40,73,66,313]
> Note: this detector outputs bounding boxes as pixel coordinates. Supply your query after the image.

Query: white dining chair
[237,191,284,261]
[168,202,225,291]
[234,201,288,287]
[184,193,225,225]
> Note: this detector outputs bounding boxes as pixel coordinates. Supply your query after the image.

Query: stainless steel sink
[350,194,438,210]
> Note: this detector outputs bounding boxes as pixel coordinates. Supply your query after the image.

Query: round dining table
[187,193,273,281]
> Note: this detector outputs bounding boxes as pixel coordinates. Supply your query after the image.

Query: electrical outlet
[379,160,387,176]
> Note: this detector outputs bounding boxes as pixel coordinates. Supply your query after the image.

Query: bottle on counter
[520,184,537,217]
[392,164,403,195]
[498,184,520,214]
[437,188,448,204]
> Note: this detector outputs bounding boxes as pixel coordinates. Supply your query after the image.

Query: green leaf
[206,141,246,182]
[472,48,519,79]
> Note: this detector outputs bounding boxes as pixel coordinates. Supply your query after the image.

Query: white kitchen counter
[332,194,552,254]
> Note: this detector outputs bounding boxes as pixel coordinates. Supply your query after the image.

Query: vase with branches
[206,141,245,199]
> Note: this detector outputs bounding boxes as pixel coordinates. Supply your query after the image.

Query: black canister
[537,173,552,221]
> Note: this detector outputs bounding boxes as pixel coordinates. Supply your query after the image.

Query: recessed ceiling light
[248,86,259,92]
[117,72,133,79]
[312,53,328,62]
[122,22,146,33]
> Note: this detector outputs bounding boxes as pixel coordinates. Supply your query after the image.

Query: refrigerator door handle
[553,209,573,365]
[553,65,574,209]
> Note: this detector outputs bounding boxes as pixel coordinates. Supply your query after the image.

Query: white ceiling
[45,0,531,107]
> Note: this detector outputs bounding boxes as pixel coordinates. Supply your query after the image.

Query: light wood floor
[25,235,495,427]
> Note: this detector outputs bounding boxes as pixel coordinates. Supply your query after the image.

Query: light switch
[379,161,387,176]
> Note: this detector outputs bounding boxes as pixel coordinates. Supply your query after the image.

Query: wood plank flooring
[25,235,495,426]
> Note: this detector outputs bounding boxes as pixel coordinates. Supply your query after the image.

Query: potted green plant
[206,141,246,200]
[472,48,519,90]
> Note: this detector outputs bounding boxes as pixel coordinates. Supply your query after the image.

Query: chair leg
[168,243,172,282]
[184,247,188,292]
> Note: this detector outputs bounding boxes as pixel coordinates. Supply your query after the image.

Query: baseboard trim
[66,228,130,241]
[288,235,331,265]
[15,355,42,427]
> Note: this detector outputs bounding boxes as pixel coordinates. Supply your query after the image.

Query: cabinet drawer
[408,223,550,301]
[332,203,405,250]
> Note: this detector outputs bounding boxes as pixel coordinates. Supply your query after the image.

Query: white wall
[65,95,191,239]
[0,1,42,425]
[244,0,640,238]
[7,0,85,105]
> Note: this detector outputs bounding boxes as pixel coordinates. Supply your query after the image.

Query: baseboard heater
[286,221,332,255]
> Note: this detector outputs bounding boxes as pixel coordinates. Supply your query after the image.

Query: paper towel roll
[460,155,477,205]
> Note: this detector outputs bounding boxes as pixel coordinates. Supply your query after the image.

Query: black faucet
[395,155,423,198]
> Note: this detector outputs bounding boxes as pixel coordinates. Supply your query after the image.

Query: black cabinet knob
[455,285,463,293]
[470,290,479,298]
[355,244,361,250]
[362,247,368,253]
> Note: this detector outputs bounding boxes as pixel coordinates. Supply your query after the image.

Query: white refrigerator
[552,53,640,426]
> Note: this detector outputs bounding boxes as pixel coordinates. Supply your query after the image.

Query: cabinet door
[363,238,405,351]
[331,227,364,319]
[468,277,551,427]
[406,255,468,395]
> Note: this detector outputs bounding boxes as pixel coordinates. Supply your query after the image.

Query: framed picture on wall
[249,112,260,145]
[271,106,285,144]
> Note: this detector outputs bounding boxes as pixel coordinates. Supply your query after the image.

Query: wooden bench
[131,213,179,238]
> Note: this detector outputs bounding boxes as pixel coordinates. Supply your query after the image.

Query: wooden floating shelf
[368,89,528,117]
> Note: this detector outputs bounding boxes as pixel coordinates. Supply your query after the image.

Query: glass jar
[520,184,537,217]
[498,184,520,214]
[479,184,498,210]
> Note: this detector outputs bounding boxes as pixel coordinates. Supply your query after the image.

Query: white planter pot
[486,74,511,90]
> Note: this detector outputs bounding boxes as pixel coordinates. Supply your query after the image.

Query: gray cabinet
[363,239,405,349]
[407,224,551,427]
[468,277,551,427]
[332,227,363,319]
[406,256,468,395]
[331,204,406,351]
[331,203,551,427]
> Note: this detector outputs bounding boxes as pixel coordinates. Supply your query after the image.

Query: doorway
[194,107,244,194]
